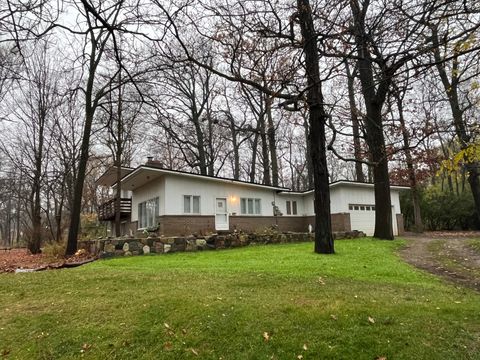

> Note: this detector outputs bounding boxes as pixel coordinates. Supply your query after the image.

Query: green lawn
[1,239,479,360]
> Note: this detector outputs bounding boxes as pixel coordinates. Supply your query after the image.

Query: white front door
[215,198,229,231]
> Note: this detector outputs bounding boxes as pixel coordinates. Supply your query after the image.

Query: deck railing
[98,198,132,221]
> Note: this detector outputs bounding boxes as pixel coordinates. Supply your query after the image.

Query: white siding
[131,177,165,222]
[301,185,402,236]
[275,195,305,216]
[163,174,278,216]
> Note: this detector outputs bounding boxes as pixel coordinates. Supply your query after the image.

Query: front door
[215,198,229,231]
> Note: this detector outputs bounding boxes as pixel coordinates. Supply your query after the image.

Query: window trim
[286,200,298,215]
[240,197,261,215]
[138,197,159,229]
[349,204,375,212]
[183,195,201,214]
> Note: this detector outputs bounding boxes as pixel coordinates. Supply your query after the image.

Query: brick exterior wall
[131,213,353,236]
[156,215,215,236]
[304,213,351,232]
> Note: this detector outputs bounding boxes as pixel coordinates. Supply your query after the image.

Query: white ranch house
[96,163,407,237]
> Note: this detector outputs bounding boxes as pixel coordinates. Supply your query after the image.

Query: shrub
[401,183,479,231]
[42,241,66,258]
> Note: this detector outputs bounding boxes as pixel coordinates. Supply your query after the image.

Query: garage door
[349,204,397,236]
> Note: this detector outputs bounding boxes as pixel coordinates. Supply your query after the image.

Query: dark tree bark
[259,109,271,186]
[344,60,365,182]
[297,0,334,254]
[303,115,314,189]
[266,96,279,186]
[349,0,393,240]
[66,24,115,256]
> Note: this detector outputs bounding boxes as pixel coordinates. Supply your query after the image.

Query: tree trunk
[114,158,122,237]
[229,115,240,180]
[344,60,365,182]
[467,165,480,221]
[396,91,423,232]
[297,0,334,254]
[266,96,279,186]
[367,105,394,239]
[303,116,313,189]
[192,114,207,175]
[259,110,271,186]
[350,0,393,239]
[66,106,94,256]
[249,128,260,183]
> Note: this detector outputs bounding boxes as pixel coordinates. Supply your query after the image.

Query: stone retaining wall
[78,230,366,258]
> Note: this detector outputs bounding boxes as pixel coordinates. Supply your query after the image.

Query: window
[138,197,159,228]
[286,200,298,215]
[240,198,261,215]
[349,204,376,212]
[183,195,200,214]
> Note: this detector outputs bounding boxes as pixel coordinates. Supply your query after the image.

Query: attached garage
[329,181,406,236]
[298,181,407,236]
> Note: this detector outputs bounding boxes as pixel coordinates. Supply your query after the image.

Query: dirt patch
[0,248,96,273]
[400,231,480,291]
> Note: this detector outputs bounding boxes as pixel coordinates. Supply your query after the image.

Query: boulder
[104,243,115,254]
[143,245,150,254]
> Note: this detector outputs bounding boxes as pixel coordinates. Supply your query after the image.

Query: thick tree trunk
[350,0,393,239]
[303,117,313,189]
[367,106,394,240]
[297,0,334,254]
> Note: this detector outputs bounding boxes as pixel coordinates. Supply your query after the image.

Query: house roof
[95,166,134,187]
[102,164,411,194]
[278,180,410,195]
[119,165,291,192]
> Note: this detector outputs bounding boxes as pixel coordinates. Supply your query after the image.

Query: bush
[42,241,66,258]
[401,183,479,231]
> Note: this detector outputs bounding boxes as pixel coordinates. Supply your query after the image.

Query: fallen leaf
[318,277,325,285]
[163,342,173,351]
[376,357,387,360]
[1,349,11,356]
[182,328,187,335]
[297,355,303,359]
[303,343,308,351]
[330,314,338,321]
[263,332,270,342]
[191,348,199,356]
[368,316,375,324]
[164,323,171,329]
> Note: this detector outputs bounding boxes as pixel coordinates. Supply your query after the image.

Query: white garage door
[349,204,398,236]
